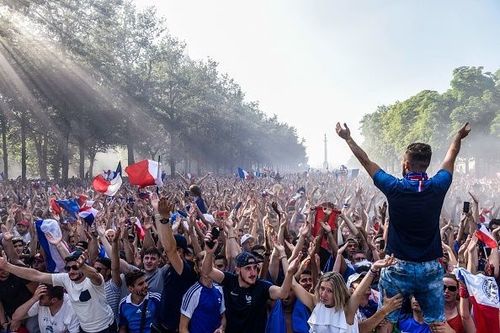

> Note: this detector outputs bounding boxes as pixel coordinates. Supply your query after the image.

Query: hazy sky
[135,0,500,168]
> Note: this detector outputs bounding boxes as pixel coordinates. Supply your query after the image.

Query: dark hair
[76,240,88,250]
[125,270,145,287]
[214,255,227,265]
[405,143,432,171]
[189,185,202,197]
[142,247,161,258]
[96,257,111,270]
[45,285,64,300]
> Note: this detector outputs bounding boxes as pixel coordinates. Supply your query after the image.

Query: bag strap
[139,297,149,333]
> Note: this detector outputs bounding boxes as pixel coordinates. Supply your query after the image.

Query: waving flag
[454,267,500,333]
[50,198,62,215]
[237,167,250,180]
[93,162,123,196]
[475,224,497,249]
[125,160,163,187]
[79,208,98,226]
[55,199,80,219]
[36,219,67,273]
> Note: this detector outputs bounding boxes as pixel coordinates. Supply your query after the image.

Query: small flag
[55,199,80,219]
[474,224,497,249]
[125,160,163,188]
[93,162,122,196]
[132,217,145,240]
[237,167,250,180]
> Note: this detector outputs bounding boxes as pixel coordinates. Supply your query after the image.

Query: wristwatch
[159,218,170,225]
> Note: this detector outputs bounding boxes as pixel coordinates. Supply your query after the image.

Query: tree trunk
[169,158,176,176]
[1,118,8,179]
[41,135,48,179]
[78,139,85,179]
[21,118,27,181]
[88,149,97,179]
[61,131,70,183]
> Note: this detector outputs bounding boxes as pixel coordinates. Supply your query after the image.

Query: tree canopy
[0,0,307,180]
[360,66,500,176]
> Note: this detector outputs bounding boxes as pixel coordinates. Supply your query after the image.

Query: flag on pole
[454,267,500,333]
[237,167,250,180]
[92,162,123,196]
[475,224,498,248]
[36,219,68,273]
[125,160,163,187]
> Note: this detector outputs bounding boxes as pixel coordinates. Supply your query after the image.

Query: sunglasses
[64,265,79,272]
[443,285,457,292]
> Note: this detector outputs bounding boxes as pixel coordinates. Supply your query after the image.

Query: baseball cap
[346,272,367,289]
[64,250,83,263]
[174,234,188,252]
[235,252,259,267]
[240,234,254,246]
[17,220,29,227]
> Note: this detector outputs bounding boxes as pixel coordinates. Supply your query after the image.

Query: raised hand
[158,197,174,218]
[457,122,471,139]
[287,255,301,275]
[335,122,351,140]
[111,227,121,243]
[76,250,89,268]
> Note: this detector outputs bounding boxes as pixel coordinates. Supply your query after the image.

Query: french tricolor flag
[92,162,122,196]
[36,219,68,273]
[475,224,498,249]
[125,160,163,188]
[78,207,98,226]
[237,167,250,180]
[455,267,500,333]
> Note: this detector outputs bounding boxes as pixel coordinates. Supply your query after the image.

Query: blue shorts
[378,259,445,324]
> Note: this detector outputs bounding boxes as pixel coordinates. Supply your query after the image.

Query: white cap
[346,272,366,289]
[203,214,215,224]
[240,233,254,246]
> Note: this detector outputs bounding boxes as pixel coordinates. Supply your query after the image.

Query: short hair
[125,270,146,287]
[405,143,432,171]
[142,247,161,258]
[45,285,64,300]
[214,255,227,264]
[189,185,201,197]
[95,257,111,270]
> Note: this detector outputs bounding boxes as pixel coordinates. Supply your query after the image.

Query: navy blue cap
[235,251,259,267]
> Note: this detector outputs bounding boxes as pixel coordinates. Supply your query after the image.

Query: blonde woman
[292,256,395,333]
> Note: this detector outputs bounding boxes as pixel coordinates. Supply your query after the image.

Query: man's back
[373,169,452,262]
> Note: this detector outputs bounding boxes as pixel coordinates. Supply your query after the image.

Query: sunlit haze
[135,0,500,168]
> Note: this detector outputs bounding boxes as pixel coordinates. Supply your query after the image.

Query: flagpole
[156,155,161,195]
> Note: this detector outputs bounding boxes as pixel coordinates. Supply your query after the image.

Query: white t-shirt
[52,273,114,332]
[28,294,79,333]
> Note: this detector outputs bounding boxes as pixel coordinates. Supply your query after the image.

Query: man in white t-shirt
[0,250,115,333]
[12,284,79,333]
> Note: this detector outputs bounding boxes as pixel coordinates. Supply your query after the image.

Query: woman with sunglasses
[443,274,475,333]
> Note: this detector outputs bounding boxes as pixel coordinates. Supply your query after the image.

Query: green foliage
[360,66,500,172]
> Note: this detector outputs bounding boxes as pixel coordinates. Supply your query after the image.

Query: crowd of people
[0,125,499,333]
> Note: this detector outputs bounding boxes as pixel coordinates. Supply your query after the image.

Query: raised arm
[156,198,184,275]
[336,123,381,178]
[201,240,225,284]
[269,256,300,300]
[441,123,471,174]
[0,252,52,284]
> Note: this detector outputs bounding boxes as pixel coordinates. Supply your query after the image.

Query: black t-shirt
[221,272,273,333]
[0,274,33,317]
[156,261,197,329]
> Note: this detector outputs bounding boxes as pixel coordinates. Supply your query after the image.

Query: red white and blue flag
[455,267,500,333]
[92,162,122,196]
[125,160,163,188]
[475,224,498,249]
